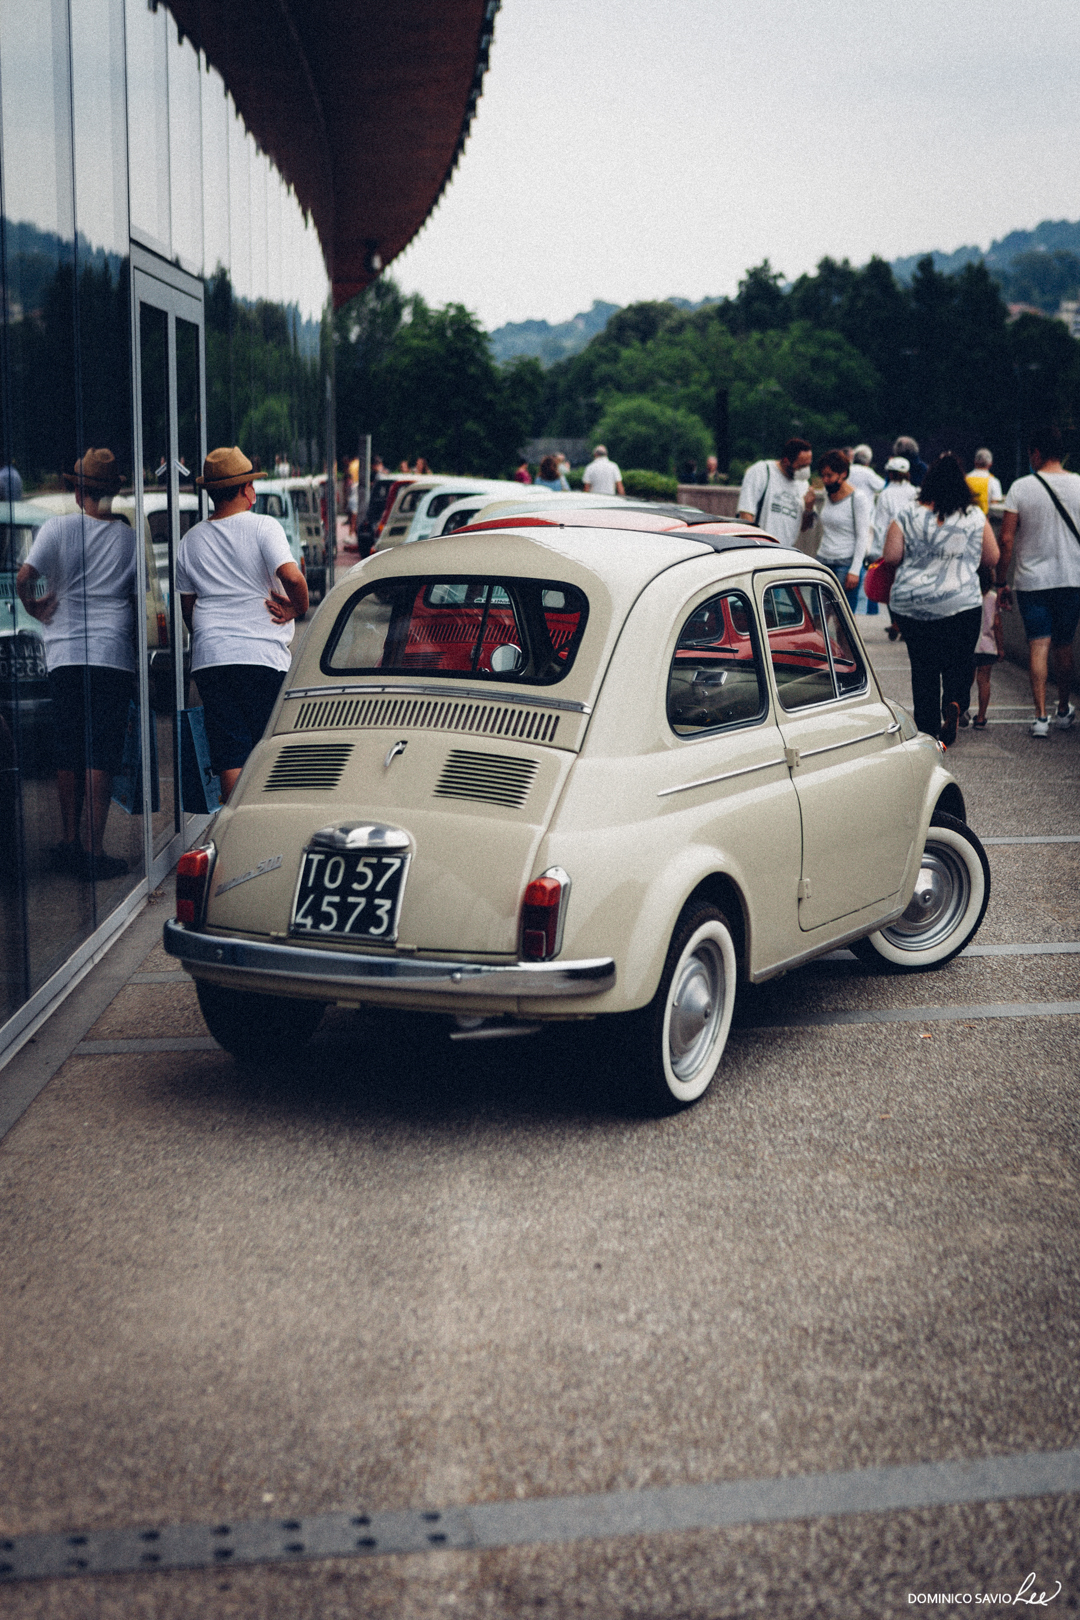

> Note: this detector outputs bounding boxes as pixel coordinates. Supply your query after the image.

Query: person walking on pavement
[892,435,927,487]
[966,448,1002,514]
[582,445,624,496]
[882,452,998,745]
[996,424,1080,736]
[736,437,816,548]
[178,447,308,802]
[872,456,919,636]
[847,444,885,496]
[534,455,564,491]
[815,449,873,611]
[16,448,136,880]
[513,459,533,486]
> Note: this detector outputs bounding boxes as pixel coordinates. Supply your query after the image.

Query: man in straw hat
[17,448,136,881]
[178,446,308,800]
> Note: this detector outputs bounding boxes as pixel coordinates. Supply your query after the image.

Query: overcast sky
[390,0,1080,332]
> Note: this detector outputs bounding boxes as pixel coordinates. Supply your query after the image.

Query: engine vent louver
[291,694,560,745]
[263,742,353,792]
[434,749,539,808]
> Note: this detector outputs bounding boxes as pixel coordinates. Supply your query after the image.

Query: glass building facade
[0,0,331,1054]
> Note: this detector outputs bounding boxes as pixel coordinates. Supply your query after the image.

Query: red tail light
[520,868,570,961]
[176,845,214,927]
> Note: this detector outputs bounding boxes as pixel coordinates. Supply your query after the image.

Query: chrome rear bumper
[163,919,615,999]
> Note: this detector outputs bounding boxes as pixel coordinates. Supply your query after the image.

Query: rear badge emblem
[215,854,283,897]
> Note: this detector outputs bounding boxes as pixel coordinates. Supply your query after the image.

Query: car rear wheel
[849,812,990,972]
[623,902,738,1114]
[195,980,326,1064]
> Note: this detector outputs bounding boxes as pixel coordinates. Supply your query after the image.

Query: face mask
[794,466,811,482]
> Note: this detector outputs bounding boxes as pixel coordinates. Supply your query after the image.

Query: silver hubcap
[881,841,970,952]
[668,940,725,1081]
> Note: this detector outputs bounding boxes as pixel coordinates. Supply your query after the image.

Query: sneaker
[1030,715,1051,738]
[79,852,129,882]
[1055,702,1076,730]
[959,709,971,728]
[940,701,960,747]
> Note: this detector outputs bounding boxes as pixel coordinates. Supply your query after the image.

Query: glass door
[132,262,206,884]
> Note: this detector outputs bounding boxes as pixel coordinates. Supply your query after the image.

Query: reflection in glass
[139,303,181,857]
[168,29,204,272]
[201,64,230,278]
[250,150,269,302]
[125,0,170,249]
[227,103,252,301]
[71,0,129,259]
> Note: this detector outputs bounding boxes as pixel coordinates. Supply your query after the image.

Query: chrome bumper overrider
[163,919,616,999]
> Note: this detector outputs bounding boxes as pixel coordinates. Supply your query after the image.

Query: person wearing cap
[16,448,136,880]
[582,445,624,497]
[178,447,308,800]
[872,457,919,638]
[847,445,885,496]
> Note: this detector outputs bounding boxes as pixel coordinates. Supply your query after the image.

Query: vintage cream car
[164,515,991,1111]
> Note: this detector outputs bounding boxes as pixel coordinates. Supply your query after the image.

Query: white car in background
[376,479,554,551]
[254,478,329,599]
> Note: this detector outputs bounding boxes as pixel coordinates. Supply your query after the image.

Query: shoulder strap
[1033,472,1080,548]
[754,464,771,527]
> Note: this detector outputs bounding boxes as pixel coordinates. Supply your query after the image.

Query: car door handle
[886,720,902,734]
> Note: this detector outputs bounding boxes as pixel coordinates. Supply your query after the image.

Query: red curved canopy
[169,0,497,307]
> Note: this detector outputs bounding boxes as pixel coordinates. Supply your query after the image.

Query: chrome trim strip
[658,757,786,798]
[163,920,615,999]
[795,727,889,762]
[283,684,591,715]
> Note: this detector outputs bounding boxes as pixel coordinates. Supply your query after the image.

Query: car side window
[764,582,867,709]
[667,589,767,736]
[820,587,867,696]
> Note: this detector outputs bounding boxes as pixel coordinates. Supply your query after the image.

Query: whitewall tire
[850,813,990,972]
[628,902,738,1112]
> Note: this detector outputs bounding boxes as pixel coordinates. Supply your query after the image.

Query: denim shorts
[1016,587,1080,647]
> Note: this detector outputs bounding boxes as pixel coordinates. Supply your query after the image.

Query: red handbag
[864,559,896,603]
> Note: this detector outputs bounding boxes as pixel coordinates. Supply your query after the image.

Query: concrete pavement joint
[982,835,1080,844]
[734,1000,1080,1032]
[72,1037,219,1055]
[3,1447,1078,1584]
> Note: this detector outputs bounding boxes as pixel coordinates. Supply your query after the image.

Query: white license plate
[289,847,409,942]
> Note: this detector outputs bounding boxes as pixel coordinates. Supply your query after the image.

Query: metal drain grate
[434,749,539,808]
[263,743,353,792]
[291,693,560,745]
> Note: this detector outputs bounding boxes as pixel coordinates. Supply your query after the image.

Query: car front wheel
[622,901,738,1113]
[849,812,990,972]
[195,980,326,1064]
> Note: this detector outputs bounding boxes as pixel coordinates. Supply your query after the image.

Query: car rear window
[322,576,589,686]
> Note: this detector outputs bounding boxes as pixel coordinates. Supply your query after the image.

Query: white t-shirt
[177,511,295,672]
[871,479,918,557]
[737,460,808,548]
[25,512,136,672]
[582,456,622,495]
[1003,471,1080,592]
[848,463,885,495]
[816,487,874,574]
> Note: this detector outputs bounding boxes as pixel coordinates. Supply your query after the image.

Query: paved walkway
[1,617,1077,1617]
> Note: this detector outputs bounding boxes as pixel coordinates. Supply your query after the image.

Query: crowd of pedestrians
[737,429,1080,744]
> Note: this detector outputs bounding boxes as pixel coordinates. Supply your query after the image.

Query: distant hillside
[490,294,724,367]
[491,221,1080,366]
[891,218,1080,287]
[490,301,620,366]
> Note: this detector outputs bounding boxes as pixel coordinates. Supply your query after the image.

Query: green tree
[371,297,522,474]
[592,395,712,474]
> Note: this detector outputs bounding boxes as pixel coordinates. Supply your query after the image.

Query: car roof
[458,503,781,553]
[0,500,59,526]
